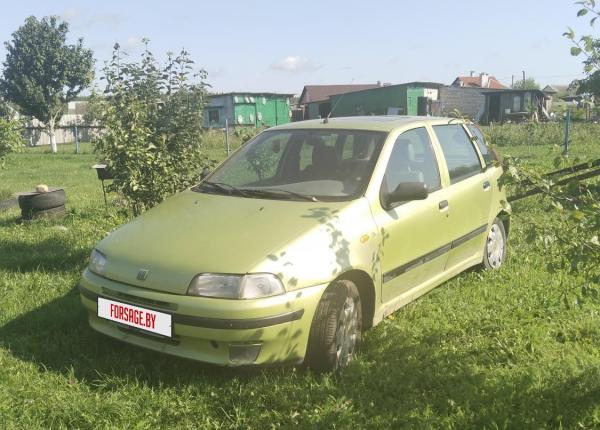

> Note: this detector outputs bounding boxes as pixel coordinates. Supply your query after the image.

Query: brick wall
[438,86,486,121]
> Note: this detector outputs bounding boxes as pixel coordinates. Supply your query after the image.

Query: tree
[512,77,540,90]
[495,1,600,285]
[92,42,208,215]
[564,0,600,99]
[0,16,93,153]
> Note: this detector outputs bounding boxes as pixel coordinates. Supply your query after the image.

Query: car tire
[22,204,66,221]
[305,280,362,372]
[18,189,66,212]
[481,217,507,270]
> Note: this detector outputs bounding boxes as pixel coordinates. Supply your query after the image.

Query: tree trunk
[48,119,57,154]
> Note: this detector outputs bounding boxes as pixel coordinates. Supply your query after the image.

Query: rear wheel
[305,280,362,372]
[482,217,507,269]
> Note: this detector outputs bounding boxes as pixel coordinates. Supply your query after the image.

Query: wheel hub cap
[486,224,505,268]
[335,296,359,368]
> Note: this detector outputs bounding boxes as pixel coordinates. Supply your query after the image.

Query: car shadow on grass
[0,236,90,272]
[0,286,294,388]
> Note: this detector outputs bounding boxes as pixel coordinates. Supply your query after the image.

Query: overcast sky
[0,0,593,95]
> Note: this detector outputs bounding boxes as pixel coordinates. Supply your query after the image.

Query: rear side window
[467,124,496,165]
[382,127,441,194]
[433,124,482,184]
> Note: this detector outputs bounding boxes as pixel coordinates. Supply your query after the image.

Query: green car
[79,116,510,371]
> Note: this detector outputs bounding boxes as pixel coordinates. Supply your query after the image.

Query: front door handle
[439,200,449,210]
[483,180,491,191]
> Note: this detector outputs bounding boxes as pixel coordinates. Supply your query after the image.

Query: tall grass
[485,122,600,149]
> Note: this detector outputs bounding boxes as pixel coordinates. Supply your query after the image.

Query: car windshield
[195,129,386,201]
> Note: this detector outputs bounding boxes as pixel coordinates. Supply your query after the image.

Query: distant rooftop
[209,92,295,97]
[452,73,507,89]
[327,81,444,98]
[299,84,380,105]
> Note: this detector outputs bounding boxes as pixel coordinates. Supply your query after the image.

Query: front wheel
[482,217,507,269]
[305,280,362,372]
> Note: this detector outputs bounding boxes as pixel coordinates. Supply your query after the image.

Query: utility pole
[522,70,526,85]
[511,75,514,88]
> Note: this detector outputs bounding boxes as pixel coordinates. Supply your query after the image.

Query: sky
[0,0,593,95]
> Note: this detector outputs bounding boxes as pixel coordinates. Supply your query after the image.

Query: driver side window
[381,127,441,195]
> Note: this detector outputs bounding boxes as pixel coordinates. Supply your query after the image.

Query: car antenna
[323,90,347,124]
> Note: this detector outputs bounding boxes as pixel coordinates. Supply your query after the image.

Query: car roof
[270,116,465,132]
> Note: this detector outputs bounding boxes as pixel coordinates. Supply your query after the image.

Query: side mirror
[383,182,428,209]
[200,167,211,180]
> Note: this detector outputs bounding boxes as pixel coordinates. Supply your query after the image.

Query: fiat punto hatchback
[79,116,510,371]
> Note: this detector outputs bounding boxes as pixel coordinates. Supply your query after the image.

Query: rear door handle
[483,180,491,191]
[439,200,449,210]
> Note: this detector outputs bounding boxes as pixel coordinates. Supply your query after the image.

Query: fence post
[563,108,571,156]
[225,119,230,156]
[75,126,80,154]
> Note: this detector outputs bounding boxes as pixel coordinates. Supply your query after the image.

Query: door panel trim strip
[382,224,488,283]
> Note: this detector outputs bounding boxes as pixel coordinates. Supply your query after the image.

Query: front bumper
[79,269,326,366]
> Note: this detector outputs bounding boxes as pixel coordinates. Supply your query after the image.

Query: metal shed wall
[204,95,233,128]
[329,85,408,117]
[205,94,292,128]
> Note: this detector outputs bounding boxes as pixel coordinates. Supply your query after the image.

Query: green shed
[204,92,294,128]
[329,82,441,117]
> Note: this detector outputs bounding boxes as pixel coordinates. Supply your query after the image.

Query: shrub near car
[79,116,510,371]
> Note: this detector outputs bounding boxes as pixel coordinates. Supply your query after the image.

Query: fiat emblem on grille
[136,269,149,281]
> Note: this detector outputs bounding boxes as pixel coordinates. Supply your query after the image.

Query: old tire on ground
[18,188,66,212]
[481,217,507,270]
[21,204,66,221]
[305,280,362,372]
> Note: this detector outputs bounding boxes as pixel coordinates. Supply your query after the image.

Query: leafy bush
[499,149,600,283]
[0,118,24,167]
[92,43,208,215]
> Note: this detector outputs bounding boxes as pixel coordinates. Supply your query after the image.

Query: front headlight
[89,249,107,276]
[187,273,285,299]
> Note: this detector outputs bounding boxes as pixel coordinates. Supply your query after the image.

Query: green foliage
[512,77,540,90]
[0,16,94,153]
[494,124,600,282]
[565,1,600,99]
[92,42,208,215]
[502,158,599,280]
[0,98,14,120]
[484,122,600,147]
[0,118,24,167]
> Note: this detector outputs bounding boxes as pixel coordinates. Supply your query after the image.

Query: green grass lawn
[1,125,599,429]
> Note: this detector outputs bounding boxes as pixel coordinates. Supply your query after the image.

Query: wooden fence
[22,125,104,146]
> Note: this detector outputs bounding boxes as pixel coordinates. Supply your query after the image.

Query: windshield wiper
[194,181,252,197]
[241,188,319,202]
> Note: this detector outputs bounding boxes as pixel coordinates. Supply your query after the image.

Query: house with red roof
[452,72,507,90]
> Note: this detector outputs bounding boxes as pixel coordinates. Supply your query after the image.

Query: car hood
[96,190,372,295]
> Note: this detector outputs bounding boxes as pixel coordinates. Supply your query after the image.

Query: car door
[370,127,454,303]
[430,123,494,270]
